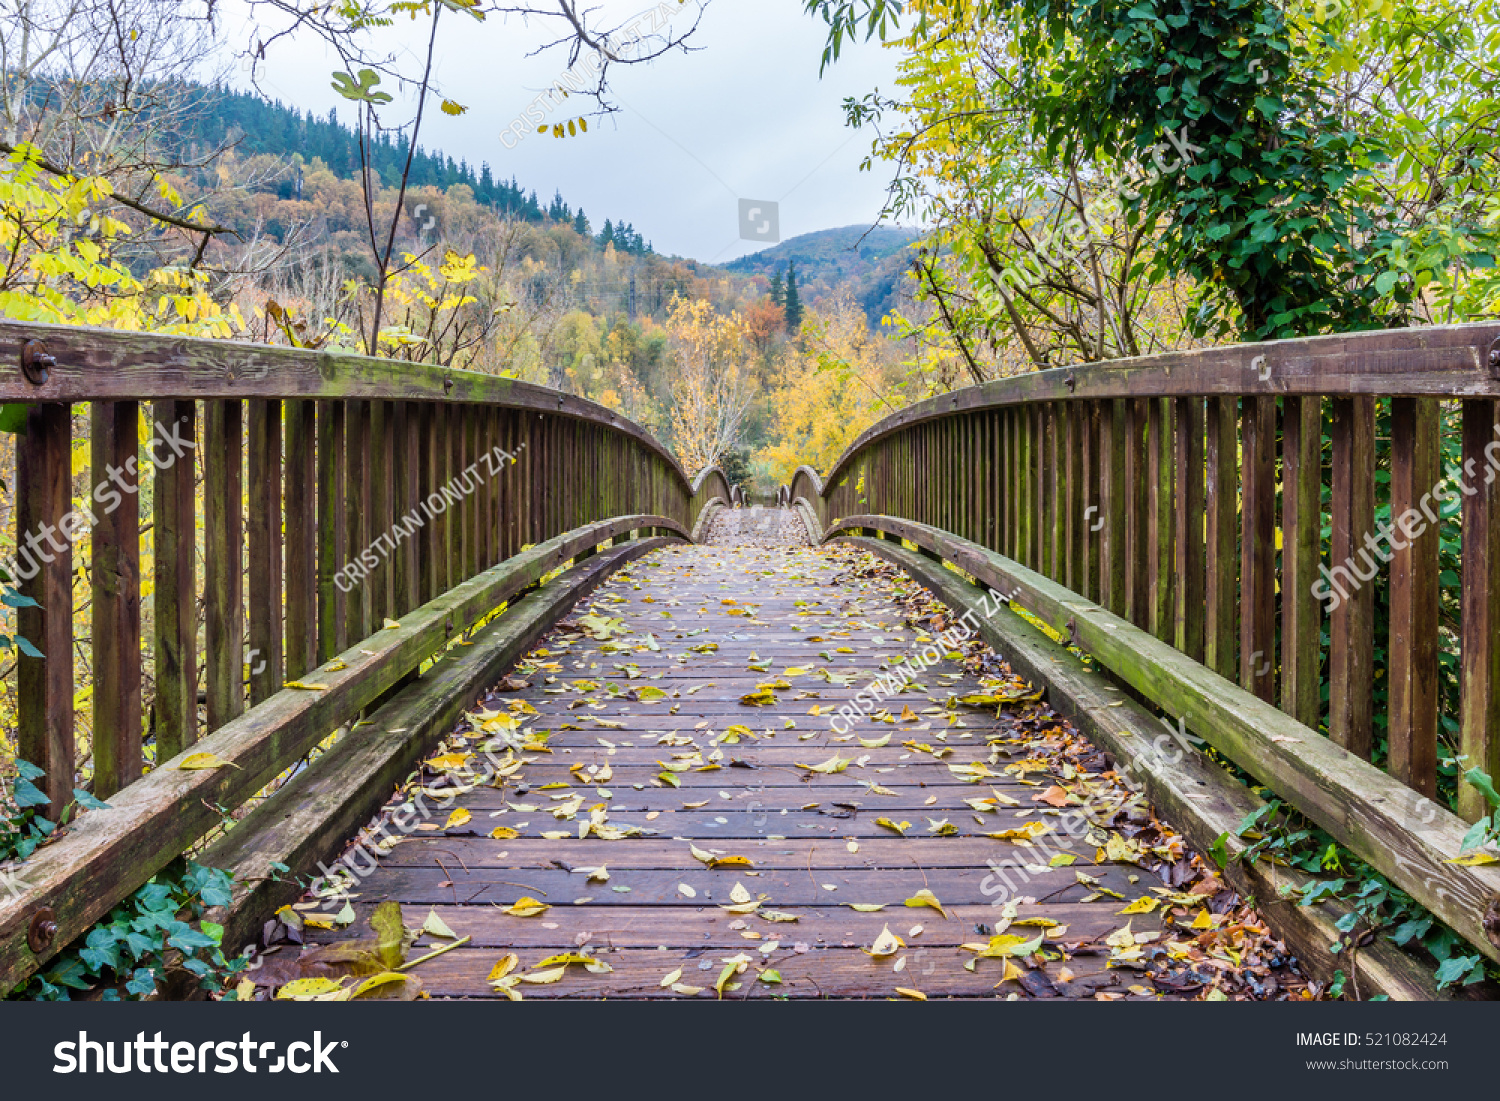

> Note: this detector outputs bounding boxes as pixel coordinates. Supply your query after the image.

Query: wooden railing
[799,322,1500,967]
[0,320,724,990]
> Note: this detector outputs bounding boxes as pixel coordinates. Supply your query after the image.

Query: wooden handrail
[0,320,691,482]
[0,320,728,992]
[797,321,1500,968]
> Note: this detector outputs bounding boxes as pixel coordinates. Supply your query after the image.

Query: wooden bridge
[1,319,1499,1001]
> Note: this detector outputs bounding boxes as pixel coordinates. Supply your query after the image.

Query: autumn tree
[663,296,756,472]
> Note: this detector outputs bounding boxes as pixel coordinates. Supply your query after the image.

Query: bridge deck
[288,525,1290,1000]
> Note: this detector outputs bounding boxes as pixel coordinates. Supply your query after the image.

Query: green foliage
[1230,795,1492,993]
[12,861,247,1001]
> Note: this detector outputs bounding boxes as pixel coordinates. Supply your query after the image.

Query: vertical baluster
[1047,405,1063,579]
[1125,399,1149,629]
[1147,398,1175,644]
[369,401,393,626]
[1240,396,1276,701]
[419,402,438,604]
[1387,397,1441,797]
[434,403,452,594]
[1459,398,1500,821]
[91,401,141,798]
[346,399,371,641]
[152,400,197,758]
[317,400,347,662]
[1173,397,1206,662]
[1205,397,1239,681]
[247,399,284,707]
[17,402,73,815]
[1281,395,1323,728]
[1098,399,1126,616]
[284,399,317,679]
[1328,396,1376,758]
[1064,403,1083,593]
[205,400,244,731]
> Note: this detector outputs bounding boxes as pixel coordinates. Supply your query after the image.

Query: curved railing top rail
[822,321,1500,489]
[690,465,732,496]
[788,464,825,497]
[0,319,691,485]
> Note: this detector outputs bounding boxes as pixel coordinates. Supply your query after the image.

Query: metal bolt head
[20,339,54,385]
[1489,338,1500,375]
[27,907,57,953]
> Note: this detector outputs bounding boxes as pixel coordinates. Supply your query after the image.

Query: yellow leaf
[488,954,520,981]
[518,966,567,984]
[175,752,240,771]
[661,967,683,988]
[1191,909,1214,930]
[443,809,471,830]
[876,817,911,836]
[1446,852,1500,865]
[740,688,776,706]
[284,680,331,691]
[904,889,949,919]
[505,897,550,917]
[859,734,891,748]
[849,903,886,912]
[895,987,927,1000]
[490,826,520,839]
[275,977,346,1000]
[1118,896,1160,915]
[865,925,904,958]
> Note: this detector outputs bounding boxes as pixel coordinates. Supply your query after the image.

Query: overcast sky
[220,0,905,263]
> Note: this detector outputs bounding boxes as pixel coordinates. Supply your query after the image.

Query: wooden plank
[283,400,317,680]
[808,320,1500,490]
[16,403,74,816]
[1147,396,1174,643]
[317,400,347,662]
[204,400,244,733]
[369,400,394,629]
[864,537,1445,1000]
[1173,396,1205,661]
[1280,395,1322,728]
[247,399,284,707]
[203,540,671,953]
[0,322,693,482]
[0,514,689,991]
[1239,396,1276,701]
[1204,397,1238,680]
[1328,396,1376,759]
[90,401,142,799]
[346,399,371,643]
[1098,400,1125,616]
[827,513,1500,965]
[1387,397,1441,797]
[1124,399,1148,628]
[151,400,198,759]
[1459,399,1500,822]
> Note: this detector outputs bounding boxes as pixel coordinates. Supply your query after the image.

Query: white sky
[220,0,905,262]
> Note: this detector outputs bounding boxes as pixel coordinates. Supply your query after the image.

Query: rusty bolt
[442,375,454,393]
[20,339,54,385]
[27,907,57,953]
[1489,338,1500,375]
[1065,372,1077,392]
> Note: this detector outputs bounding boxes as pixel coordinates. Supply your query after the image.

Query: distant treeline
[166,84,652,255]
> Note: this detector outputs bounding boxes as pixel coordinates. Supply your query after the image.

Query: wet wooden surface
[301,539,1194,1000]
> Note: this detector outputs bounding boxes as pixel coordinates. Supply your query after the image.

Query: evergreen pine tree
[768,269,785,307]
[784,260,804,333]
[574,209,590,236]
